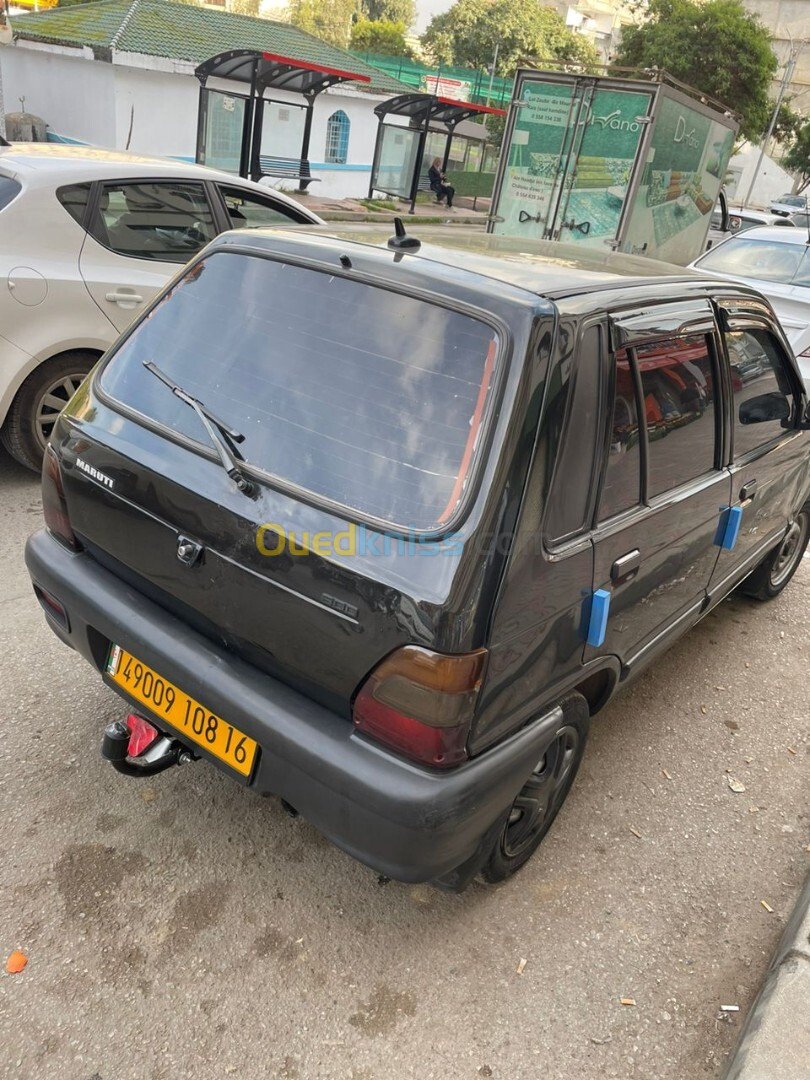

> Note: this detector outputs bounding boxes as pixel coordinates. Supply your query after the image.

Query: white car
[0,144,321,470]
[705,206,795,250]
[690,226,810,385]
[769,193,808,216]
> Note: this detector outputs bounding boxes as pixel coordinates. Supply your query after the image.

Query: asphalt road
[0,451,807,1080]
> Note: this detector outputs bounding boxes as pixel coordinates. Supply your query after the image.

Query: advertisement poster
[621,94,736,264]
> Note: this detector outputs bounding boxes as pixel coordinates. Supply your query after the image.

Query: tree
[363,0,415,28]
[613,0,778,141]
[782,123,810,192]
[422,0,600,76]
[765,98,801,147]
[288,0,360,49]
[350,18,412,57]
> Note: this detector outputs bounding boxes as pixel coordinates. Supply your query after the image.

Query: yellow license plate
[105,645,258,777]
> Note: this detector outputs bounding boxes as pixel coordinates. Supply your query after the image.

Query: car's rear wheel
[479,693,590,884]
[1,352,95,472]
[740,506,810,601]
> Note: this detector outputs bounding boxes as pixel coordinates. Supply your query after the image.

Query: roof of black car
[223,224,705,304]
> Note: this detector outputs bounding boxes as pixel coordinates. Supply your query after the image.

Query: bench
[257,156,321,191]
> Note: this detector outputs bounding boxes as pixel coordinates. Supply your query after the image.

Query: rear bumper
[25,529,560,884]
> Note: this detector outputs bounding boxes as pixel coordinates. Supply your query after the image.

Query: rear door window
[99,251,499,531]
[599,347,641,520]
[90,181,217,263]
[636,335,718,497]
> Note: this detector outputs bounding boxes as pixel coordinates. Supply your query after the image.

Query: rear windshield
[697,237,807,284]
[0,175,21,212]
[100,250,499,531]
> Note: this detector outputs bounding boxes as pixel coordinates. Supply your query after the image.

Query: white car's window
[92,181,217,264]
[56,182,91,225]
[697,237,804,284]
[0,175,21,212]
[219,185,302,228]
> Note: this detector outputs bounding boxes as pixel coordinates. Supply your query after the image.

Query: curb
[722,869,810,1079]
[317,212,487,225]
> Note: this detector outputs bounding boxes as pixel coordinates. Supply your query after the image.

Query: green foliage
[288,0,360,49]
[767,98,802,146]
[421,0,601,75]
[350,17,412,56]
[782,123,810,192]
[613,0,778,141]
[363,0,415,28]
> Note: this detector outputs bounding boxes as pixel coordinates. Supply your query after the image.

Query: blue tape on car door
[714,506,743,550]
[586,588,611,648]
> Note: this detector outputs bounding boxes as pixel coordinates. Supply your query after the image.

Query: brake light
[352,646,487,768]
[41,446,78,550]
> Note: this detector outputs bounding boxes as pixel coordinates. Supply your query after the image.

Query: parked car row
[0,144,321,470]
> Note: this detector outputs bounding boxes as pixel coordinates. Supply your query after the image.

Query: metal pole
[486,43,499,107]
[743,40,800,208]
[0,0,11,143]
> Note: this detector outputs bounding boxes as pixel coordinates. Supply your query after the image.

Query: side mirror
[739,392,791,425]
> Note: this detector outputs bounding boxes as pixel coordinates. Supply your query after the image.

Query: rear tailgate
[58,243,502,711]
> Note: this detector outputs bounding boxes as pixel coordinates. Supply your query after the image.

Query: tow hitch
[101,714,196,777]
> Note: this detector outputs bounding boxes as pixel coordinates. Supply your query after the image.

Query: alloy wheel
[35,373,86,452]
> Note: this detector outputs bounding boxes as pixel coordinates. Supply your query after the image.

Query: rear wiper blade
[143,361,254,496]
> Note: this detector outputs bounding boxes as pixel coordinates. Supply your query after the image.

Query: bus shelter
[195,49,371,189]
[369,94,505,213]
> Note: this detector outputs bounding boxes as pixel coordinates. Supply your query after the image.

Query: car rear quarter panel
[0,183,115,424]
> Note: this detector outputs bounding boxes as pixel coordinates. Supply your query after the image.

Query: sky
[415,0,455,33]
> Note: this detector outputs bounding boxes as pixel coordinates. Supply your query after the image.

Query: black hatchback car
[26,226,810,888]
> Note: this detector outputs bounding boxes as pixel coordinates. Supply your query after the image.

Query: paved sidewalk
[723,869,810,1079]
[285,190,491,224]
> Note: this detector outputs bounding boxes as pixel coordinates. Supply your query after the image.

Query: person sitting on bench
[429,158,455,208]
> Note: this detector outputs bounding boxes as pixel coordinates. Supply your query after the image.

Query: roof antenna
[388,217,421,252]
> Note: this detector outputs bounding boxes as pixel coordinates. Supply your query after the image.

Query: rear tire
[1,352,95,472]
[740,506,810,601]
[479,693,590,884]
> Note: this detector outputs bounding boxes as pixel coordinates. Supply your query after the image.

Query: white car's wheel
[1,352,95,472]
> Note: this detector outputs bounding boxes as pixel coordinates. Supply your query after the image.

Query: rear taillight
[352,646,487,768]
[41,446,78,550]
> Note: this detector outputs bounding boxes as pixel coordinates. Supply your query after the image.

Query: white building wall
[2,43,116,145]
[726,144,795,208]
[113,65,200,159]
[5,42,395,199]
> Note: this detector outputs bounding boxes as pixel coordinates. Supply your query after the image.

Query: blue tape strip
[587,588,611,648]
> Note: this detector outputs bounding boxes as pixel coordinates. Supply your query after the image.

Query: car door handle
[611,549,641,583]
[105,290,144,305]
[740,479,757,501]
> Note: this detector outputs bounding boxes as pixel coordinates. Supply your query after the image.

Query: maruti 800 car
[25,226,810,888]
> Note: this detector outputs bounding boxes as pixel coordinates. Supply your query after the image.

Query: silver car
[690,226,810,385]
